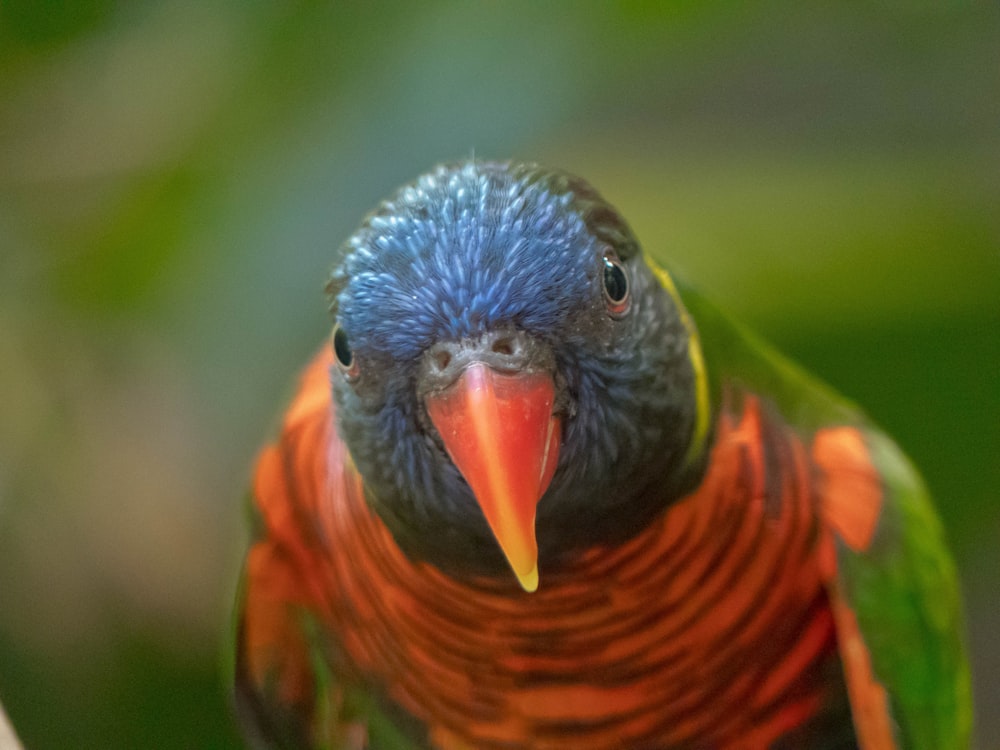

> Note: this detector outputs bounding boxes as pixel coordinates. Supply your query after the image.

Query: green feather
[838,432,972,748]
[669,266,973,748]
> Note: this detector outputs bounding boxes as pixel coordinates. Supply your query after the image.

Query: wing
[232,349,422,750]
[813,425,972,749]
[673,275,972,748]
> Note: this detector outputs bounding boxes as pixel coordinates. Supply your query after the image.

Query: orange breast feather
[244,350,863,749]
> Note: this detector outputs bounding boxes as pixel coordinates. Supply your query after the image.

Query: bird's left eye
[602,251,630,316]
[332,324,360,380]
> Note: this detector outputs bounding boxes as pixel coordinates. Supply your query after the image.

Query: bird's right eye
[601,250,630,317]
[333,324,360,380]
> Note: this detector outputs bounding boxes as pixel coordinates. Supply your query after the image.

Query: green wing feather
[675,275,973,748]
[837,432,972,748]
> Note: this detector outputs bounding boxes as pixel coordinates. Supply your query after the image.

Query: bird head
[326,161,708,591]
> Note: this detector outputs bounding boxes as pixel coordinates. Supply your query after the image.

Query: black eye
[332,324,359,379]
[602,252,630,316]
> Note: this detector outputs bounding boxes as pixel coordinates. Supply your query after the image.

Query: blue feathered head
[327,161,701,581]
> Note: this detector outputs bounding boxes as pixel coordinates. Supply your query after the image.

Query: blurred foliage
[0,2,997,748]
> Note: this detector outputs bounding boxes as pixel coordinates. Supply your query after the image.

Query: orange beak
[425,363,561,592]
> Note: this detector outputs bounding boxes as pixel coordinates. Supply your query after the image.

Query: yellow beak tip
[515,564,539,593]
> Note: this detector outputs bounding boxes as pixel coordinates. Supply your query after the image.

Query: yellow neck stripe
[646,257,711,467]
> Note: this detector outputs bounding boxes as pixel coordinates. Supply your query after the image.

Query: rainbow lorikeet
[233,161,971,749]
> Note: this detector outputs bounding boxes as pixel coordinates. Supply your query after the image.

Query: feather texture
[235,161,971,749]
[238,349,865,748]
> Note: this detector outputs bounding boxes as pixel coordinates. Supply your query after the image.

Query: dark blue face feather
[335,164,599,362]
[327,161,701,574]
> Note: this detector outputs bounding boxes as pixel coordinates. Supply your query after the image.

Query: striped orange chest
[266,388,850,749]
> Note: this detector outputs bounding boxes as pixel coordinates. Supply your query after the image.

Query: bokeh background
[1,2,997,748]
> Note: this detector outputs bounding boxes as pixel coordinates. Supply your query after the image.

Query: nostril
[491,337,515,357]
[433,350,452,371]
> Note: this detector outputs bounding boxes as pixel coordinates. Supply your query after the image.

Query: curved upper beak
[424,361,561,592]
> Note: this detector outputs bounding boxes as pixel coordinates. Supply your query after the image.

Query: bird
[233,160,971,749]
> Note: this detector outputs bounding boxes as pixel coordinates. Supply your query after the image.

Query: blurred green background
[0,2,997,748]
